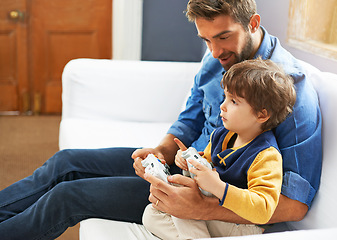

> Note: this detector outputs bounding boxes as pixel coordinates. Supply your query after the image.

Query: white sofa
[59,58,337,239]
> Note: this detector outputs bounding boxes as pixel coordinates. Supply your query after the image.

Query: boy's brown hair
[185,0,257,31]
[222,58,296,131]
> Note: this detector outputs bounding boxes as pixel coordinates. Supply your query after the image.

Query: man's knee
[47,181,81,207]
[49,149,74,165]
[48,149,88,171]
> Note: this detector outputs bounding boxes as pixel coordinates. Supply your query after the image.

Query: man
[0,0,321,239]
[133,0,321,229]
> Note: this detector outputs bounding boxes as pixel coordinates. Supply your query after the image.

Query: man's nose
[211,43,222,59]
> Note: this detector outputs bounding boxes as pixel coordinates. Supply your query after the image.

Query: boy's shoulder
[212,127,279,152]
[251,130,279,152]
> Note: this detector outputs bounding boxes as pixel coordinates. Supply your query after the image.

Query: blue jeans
[0,147,180,240]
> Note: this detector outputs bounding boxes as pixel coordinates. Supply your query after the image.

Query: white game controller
[141,154,170,183]
[181,147,214,197]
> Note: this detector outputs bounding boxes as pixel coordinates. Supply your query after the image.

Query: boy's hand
[173,138,205,172]
[173,138,188,171]
[174,149,188,171]
[189,159,226,199]
[174,138,188,151]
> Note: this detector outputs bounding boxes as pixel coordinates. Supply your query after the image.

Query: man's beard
[237,33,254,63]
[221,33,254,70]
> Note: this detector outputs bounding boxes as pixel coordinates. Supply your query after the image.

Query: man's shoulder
[259,27,305,78]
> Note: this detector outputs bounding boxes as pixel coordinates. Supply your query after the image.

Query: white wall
[256,0,337,74]
[113,0,143,60]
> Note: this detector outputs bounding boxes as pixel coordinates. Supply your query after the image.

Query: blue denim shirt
[167,27,322,207]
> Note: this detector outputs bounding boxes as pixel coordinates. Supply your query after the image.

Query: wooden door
[0,0,112,114]
[30,0,112,114]
[0,0,29,113]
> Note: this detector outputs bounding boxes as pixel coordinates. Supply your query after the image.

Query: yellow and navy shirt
[203,127,282,224]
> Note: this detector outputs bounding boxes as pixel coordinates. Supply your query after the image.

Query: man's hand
[145,172,213,219]
[132,148,165,179]
[132,134,180,180]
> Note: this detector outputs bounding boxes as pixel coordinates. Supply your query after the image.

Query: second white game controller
[181,147,214,197]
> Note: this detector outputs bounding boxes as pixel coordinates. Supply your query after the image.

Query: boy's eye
[231,99,237,104]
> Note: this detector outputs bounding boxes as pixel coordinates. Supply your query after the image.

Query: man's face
[195,15,254,71]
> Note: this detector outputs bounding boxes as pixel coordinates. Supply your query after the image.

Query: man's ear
[257,109,270,123]
[249,14,261,33]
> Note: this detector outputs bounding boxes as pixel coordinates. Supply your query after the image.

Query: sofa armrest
[61,59,201,123]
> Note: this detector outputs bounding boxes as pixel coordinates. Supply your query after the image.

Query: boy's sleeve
[220,147,282,224]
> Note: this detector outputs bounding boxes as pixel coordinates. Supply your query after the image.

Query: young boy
[142,58,297,239]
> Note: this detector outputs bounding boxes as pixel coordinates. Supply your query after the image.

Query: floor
[0,115,79,240]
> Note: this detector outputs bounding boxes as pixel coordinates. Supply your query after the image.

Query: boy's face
[220,88,260,134]
[195,14,254,71]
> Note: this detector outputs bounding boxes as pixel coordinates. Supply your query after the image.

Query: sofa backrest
[62,59,201,123]
[288,61,337,230]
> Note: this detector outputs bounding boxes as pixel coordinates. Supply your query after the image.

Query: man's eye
[219,36,229,40]
[199,37,209,43]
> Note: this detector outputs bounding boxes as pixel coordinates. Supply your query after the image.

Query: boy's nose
[220,101,227,111]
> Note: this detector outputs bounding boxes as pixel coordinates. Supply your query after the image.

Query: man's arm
[146,174,308,224]
[269,194,308,223]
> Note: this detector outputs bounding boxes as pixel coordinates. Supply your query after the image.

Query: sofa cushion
[59,119,172,150]
[80,219,159,240]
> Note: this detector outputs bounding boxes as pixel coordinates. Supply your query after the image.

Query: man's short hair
[185,0,257,30]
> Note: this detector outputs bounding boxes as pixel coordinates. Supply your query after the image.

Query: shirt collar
[254,26,273,60]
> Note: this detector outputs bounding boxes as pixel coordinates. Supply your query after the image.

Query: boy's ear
[257,109,270,123]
